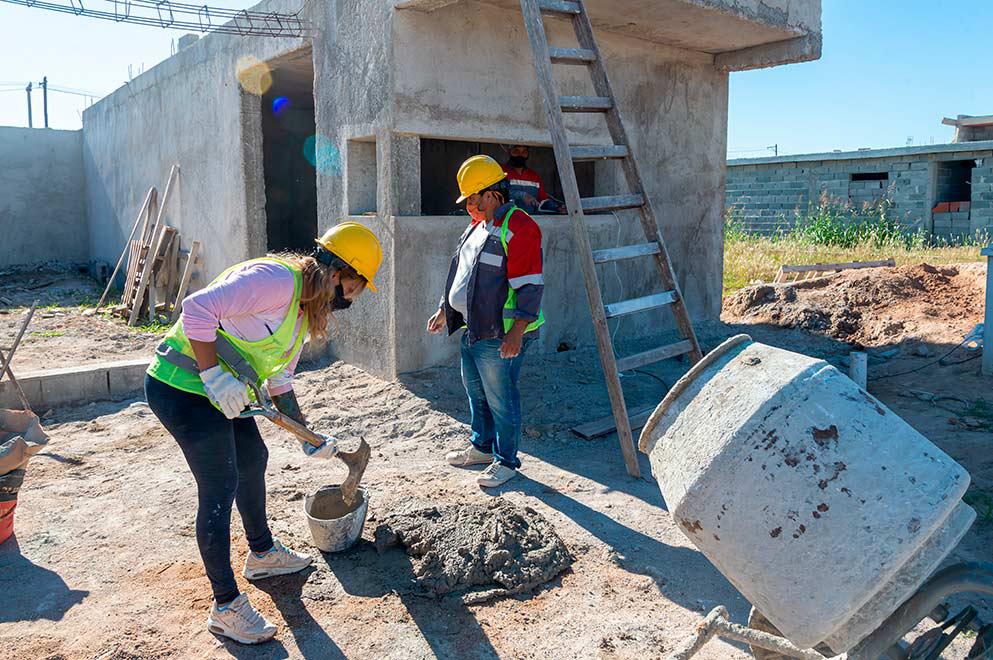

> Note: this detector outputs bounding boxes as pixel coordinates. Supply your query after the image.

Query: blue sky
[728,0,993,157]
[1,1,991,157]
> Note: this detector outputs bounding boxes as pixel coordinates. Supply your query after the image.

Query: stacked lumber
[94,165,203,326]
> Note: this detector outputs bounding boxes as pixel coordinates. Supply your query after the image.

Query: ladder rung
[616,340,695,372]
[581,194,644,213]
[538,0,581,14]
[560,95,612,112]
[549,47,596,65]
[592,242,660,264]
[571,144,629,161]
[604,291,677,319]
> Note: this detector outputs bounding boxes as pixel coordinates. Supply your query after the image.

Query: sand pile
[374,499,573,603]
[723,263,985,347]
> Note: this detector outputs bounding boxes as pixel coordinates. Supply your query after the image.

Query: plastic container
[639,334,975,653]
[0,501,15,545]
[303,486,368,553]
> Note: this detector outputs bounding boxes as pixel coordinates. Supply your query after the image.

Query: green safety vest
[499,205,545,334]
[146,258,310,400]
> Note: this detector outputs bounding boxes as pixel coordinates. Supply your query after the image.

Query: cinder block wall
[0,127,88,268]
[725,156,929,234]
[727,147,993,238]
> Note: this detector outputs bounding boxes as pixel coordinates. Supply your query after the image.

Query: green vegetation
[964,487,993,524]
[723,196,986,294]
[30,330,66,338]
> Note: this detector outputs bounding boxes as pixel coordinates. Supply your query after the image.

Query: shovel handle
[265,410,326,448]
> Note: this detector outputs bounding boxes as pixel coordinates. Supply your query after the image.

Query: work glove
[302,434,338,459]
[200,365,251,420]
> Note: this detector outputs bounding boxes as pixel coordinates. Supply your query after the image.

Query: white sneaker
[243,539,312,580]
[446,444,494,467]
[207,593,277,645]
[477,462,517,488]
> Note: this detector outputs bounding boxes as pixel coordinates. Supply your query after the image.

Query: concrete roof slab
[397,0,820,54]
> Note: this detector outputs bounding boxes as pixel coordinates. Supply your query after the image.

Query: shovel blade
[338,438,371,506]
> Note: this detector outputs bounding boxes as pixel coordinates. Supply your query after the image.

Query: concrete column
[240,91,268,259]
[983,246,993,377]
[378,131,421,216]
[924,158,938,236]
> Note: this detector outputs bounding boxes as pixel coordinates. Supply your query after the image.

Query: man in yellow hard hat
[427,155,545,489]
[144,221,381,644]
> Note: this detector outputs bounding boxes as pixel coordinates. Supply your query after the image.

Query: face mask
[509,155,527,168]
[468,205,487,223]
[332,283,352,310]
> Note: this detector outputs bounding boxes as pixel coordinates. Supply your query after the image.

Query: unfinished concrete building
[1,0,822,379]
[726,115,993,241]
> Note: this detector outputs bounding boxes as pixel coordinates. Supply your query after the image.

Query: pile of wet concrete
[374,498,572,603]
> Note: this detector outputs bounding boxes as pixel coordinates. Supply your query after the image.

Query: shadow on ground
[0,535,89,623]
[323,541,500,659]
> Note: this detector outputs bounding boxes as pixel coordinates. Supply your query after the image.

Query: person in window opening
[427,155,546,488]
[143,222,382,645]
[503,144,563,214]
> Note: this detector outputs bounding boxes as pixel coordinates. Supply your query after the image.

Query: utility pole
[25,82,33,128]
[40,77,49,128]
[768,144,778,157]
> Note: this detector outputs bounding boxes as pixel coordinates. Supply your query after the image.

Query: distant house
[725,115,993,241]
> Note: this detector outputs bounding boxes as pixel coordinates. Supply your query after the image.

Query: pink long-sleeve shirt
[181,261,306,395]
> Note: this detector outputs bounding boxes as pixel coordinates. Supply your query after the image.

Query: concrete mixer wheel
[747,608,791,660]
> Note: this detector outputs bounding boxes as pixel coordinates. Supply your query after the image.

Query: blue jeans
[460,332,532,469]
[144,374,273,605]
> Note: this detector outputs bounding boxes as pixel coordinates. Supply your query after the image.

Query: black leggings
[145,374,273,604]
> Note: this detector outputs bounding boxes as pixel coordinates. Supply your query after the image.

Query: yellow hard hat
[455,155,507,203]
[315,221,382,292]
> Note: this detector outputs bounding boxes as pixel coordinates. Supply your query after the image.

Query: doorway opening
[261,48,317,252]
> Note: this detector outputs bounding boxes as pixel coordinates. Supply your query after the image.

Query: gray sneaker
[446,444,494,467]
[243,539,312,580]
[206,593,277,644]
[477,462,517,488]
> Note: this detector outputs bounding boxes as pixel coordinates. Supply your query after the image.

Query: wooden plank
[581,193,644,213]
[95,187,157,312]
[592,242,659,264]
[121,240,140,306]
[778,258,896,274]
[559,95,612,112]
[572,404,655,441]
[519,0,640,477]
[0,302,37,410]
[616,340,695,372]
[171,240,201,322]
[538,0,580,13]
[129,223,168,326]
[571,0,703,364]
[571,144,628,161]
[604,291,677,319]
[548,47,595,64]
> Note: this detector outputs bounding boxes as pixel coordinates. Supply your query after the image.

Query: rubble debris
[724,263,985,347]
[374,498,572,603]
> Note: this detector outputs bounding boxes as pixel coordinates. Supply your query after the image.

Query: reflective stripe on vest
[499,206,545,334]
[145,258,309,400]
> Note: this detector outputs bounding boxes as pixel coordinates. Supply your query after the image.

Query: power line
[0,0,311,37]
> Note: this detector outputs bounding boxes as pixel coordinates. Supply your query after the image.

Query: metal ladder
[519,0,703,477]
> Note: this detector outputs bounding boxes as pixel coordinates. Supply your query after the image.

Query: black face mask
[332,283,352,310]
[509,155,528,168]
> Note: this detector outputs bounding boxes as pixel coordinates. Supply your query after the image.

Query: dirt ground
[0,264,164,373]
[2,263,992,660]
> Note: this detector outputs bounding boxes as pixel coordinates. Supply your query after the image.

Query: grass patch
[30,330,66,338]
[129,320,172,334]
[724,196,986,294]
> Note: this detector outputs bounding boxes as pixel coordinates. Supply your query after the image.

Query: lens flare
[272,96,290,115]
[303,135,342,176]
[236,55,272,96]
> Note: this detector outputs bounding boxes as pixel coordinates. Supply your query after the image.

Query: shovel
[239,380,370,505]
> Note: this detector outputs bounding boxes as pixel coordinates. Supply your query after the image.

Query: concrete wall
[81,0,313,283]
[726,143,993,237]
[0,127,87,268]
